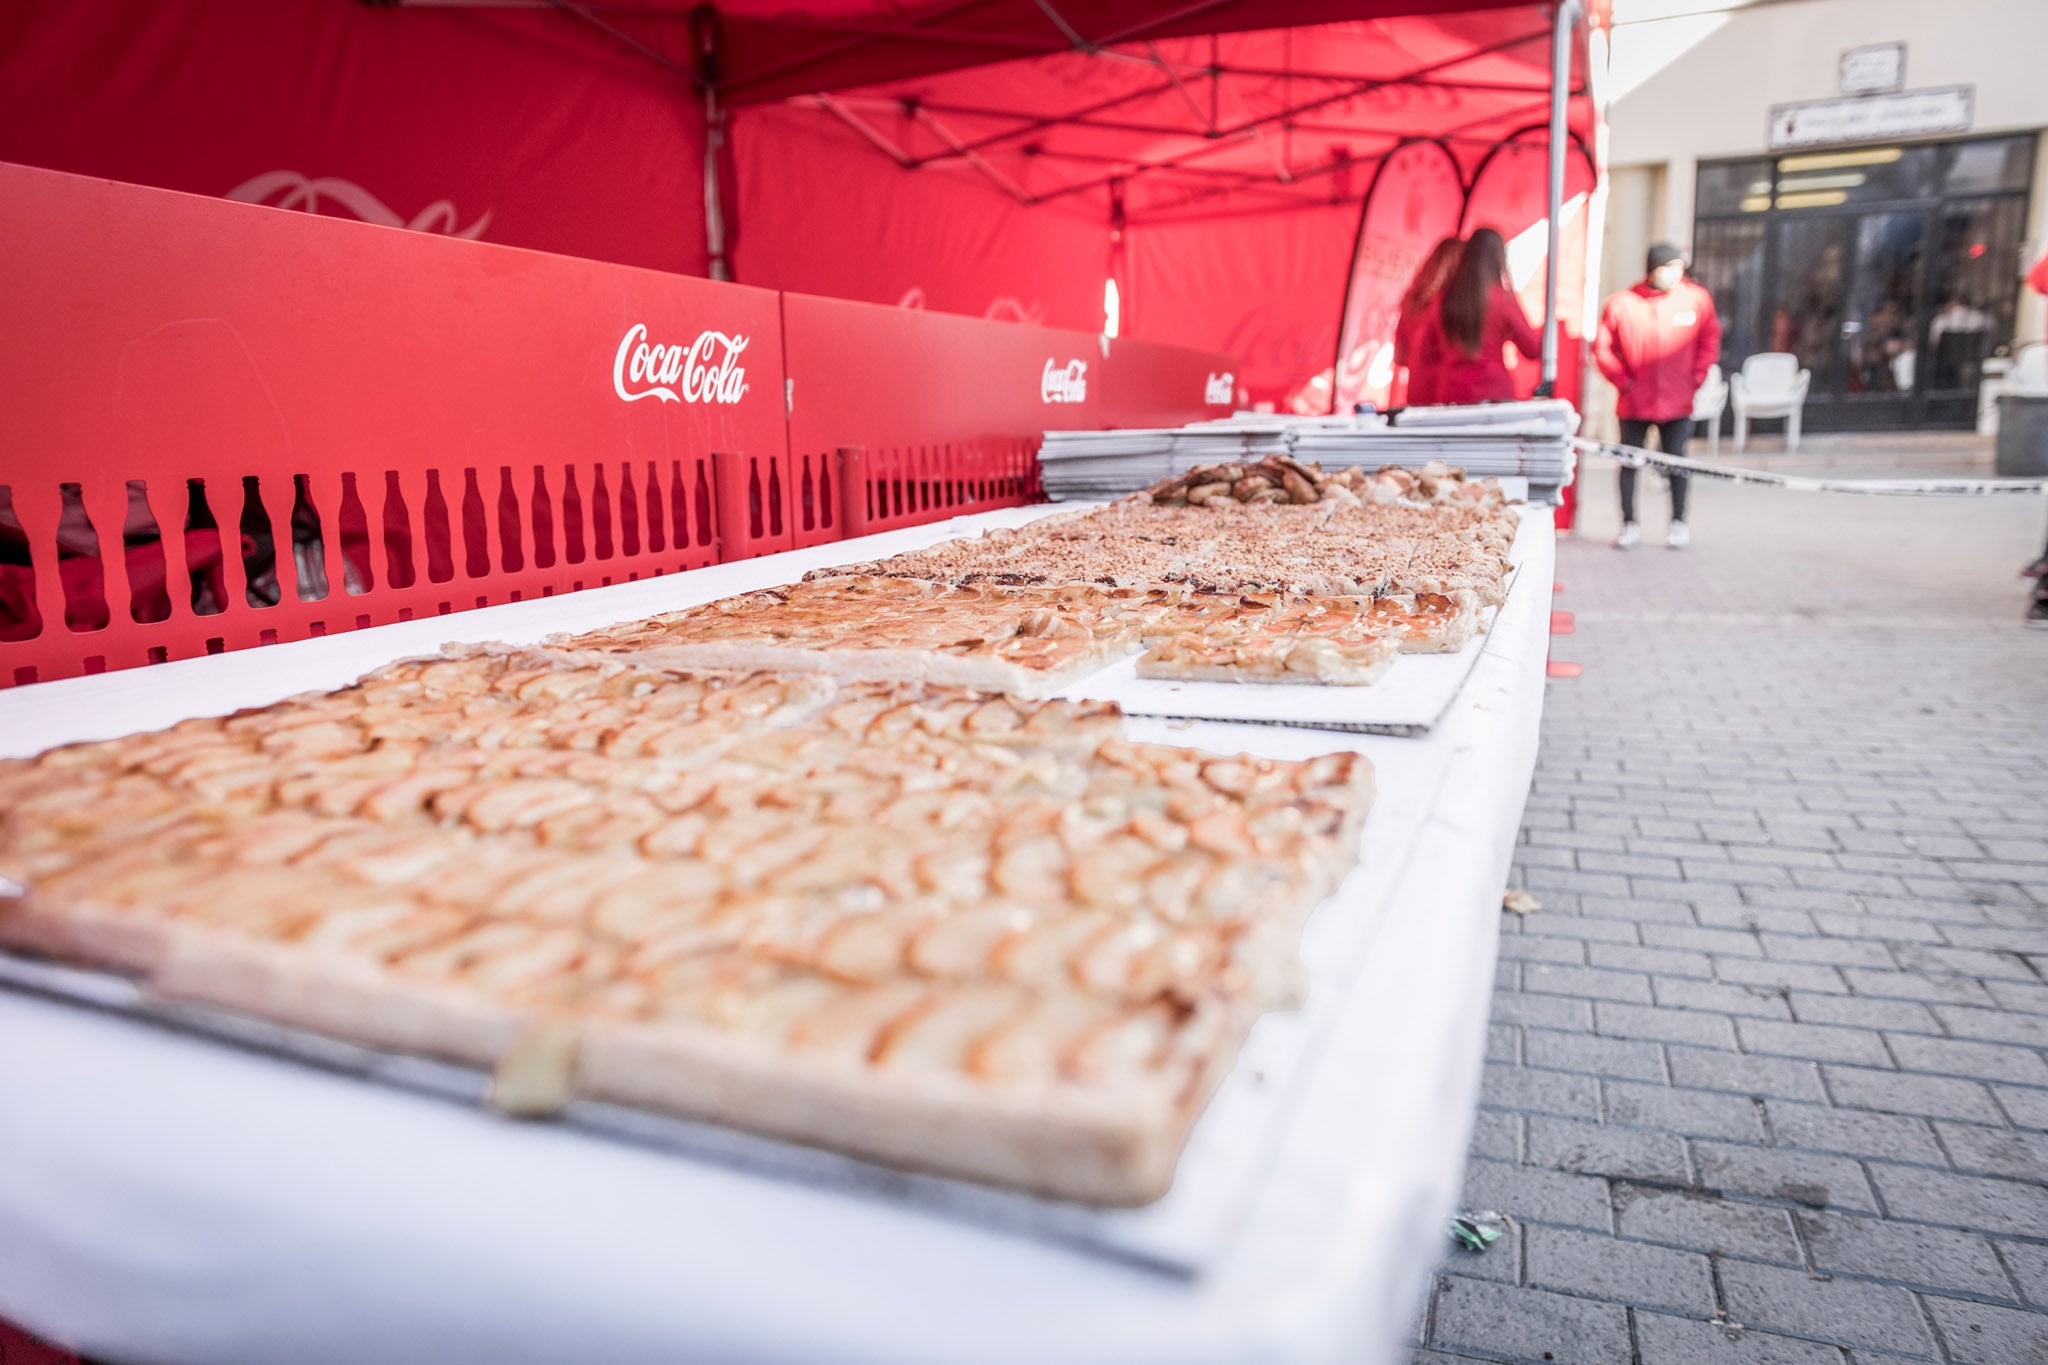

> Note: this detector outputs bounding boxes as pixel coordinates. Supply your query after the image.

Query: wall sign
[1839,42,1905,96]
[1768,86,1973,150]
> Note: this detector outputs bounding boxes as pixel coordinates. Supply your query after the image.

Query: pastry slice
[542,578,1168,698]
[1136,600,1402,685]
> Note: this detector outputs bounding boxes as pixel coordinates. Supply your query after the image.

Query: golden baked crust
[541,577,1184,697]
[814,476,1516,607]
[0,653,1372,1205]
[1130,589,1479,684]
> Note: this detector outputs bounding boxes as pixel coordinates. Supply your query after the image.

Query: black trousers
[1618,417,1693,523]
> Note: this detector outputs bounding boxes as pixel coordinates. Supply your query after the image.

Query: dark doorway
[1691,134,2035,432]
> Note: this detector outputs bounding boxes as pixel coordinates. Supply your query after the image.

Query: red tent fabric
[0,0,711,274]
[0,0,1603,410]
[712,1,1602,407]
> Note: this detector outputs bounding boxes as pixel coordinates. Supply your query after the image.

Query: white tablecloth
[0,507,1554,1365]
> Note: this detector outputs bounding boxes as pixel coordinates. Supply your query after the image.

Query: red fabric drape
[1126,203,1361,411]
[0,0,707,274]
[730,104,1106,330]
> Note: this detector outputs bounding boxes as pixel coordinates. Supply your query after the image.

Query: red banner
[1333,141,1468,414]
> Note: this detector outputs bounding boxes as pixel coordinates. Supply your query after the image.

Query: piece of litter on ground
[1502,888,1541,915]
[1450,1211,1508,1253]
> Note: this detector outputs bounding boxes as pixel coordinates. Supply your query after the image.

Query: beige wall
[1583,164,1666,440]
[1605,0,2048,346]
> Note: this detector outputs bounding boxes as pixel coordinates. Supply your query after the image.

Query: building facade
[1594,0,2048,434]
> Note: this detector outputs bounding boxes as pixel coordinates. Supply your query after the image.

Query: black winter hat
[1646,242,1688,273]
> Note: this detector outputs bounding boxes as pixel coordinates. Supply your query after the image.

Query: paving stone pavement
[1413,452,2048,1363]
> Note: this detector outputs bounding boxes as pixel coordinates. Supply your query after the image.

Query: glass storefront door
[1840,210,1924,414]
[1691,134,2035,432]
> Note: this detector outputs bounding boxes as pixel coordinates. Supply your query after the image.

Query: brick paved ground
[1413,446,2048,1363]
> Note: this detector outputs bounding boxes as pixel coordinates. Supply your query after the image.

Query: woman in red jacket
[1412,228,1542,406]
[1392,235,1464,407]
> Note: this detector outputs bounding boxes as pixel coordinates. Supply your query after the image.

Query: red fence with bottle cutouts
[781,292,1235,539]
[0,163,1236,686]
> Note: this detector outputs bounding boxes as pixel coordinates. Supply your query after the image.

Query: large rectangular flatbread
[0,652,1373,1205]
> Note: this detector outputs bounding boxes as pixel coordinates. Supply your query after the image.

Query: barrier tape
[1572,438,2048,496]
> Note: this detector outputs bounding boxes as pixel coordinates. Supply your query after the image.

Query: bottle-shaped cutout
[497,468,524,573]
[531,467,555,569]
[461,469,489,578]
[617,462,640,558]
[693,462,713,547]
[767,458,785,536]
[669,461,692,550]
[123,480,172,623]
[184,478,227,615]
[590,464,614,561]
[382,470,415,590]
[644,461,665,554]
[55,483,111,631]
[561,467,586,564]
[239,475,280,607]
[800,459,816,532]
[422,469,454,584]
[337,471,373,594]
[0,485,43,641]
[290,474,329,601]
[818,454,834,528]
[747,459,764,539]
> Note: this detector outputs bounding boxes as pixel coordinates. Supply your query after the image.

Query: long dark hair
[1400,236,1465,317]
[1440,227,1509,357]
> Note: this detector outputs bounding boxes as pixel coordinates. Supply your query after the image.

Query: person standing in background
[1412,228,1542,407]
[1595,242,1721,549]
[2020,246,2048,625]
[1393,236,1464,407]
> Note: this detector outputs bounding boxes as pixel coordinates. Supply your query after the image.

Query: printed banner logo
[1204,371,1236,405]
[614,324,750,404]
[1041,358,1088,404]
[225,171,493,239]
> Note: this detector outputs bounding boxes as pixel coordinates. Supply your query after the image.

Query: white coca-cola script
[1204,371,1236,405]
[1041,358,1088,404]
[614,324,750,404]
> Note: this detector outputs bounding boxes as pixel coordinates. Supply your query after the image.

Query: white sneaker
[1667,520,1691,549]
[1613,522,1641,549]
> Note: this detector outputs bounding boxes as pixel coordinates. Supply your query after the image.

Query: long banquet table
[0,504,1554,1365]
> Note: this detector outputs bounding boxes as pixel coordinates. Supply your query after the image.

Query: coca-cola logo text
[1204,371,1236,405]
[614,324,749,404]
[1041,358,1088,404]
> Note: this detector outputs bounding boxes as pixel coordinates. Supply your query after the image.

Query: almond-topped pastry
[0,653,1372,1205]
[1130,589,1481,684]
[815,471,1518,609]
[539,576,1188,697]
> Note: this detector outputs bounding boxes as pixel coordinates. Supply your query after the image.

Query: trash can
[1995,395,2048,477]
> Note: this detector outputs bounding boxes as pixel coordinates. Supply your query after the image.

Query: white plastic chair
[1729,352,1811,454]
[2012,343,2048,397]
[1691,363,1728,455]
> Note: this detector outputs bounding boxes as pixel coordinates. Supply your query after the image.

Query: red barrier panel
[782,293,1235,541]
[0,165,1241,687]
[0,162,788,686]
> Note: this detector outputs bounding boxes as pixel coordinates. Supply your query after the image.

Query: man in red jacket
[1595,243,1722,548]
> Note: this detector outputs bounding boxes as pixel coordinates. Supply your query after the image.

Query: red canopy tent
[0,0,1605,415]
[710,0,1604,414]
[0,0,1606,682]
